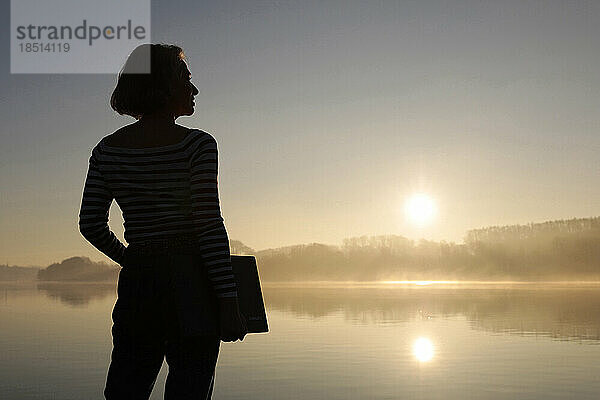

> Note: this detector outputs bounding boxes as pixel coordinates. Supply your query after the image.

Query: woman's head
[110,43,198,120]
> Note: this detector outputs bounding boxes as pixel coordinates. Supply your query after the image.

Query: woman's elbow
[78,220,96,240]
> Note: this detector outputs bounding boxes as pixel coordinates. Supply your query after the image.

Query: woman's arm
[78,148,127,264]
[189,133,239,300]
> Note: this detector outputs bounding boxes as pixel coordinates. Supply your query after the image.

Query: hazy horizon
[0,212,600,268]
[2,1,599,266]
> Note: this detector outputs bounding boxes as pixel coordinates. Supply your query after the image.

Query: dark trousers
[105,245,221,400]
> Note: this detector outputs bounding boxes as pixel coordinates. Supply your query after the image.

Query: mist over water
[256,218,600,282]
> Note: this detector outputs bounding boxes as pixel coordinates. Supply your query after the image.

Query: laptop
[231,255,269,333]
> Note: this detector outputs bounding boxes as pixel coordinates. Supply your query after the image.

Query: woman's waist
[126,233,200,255]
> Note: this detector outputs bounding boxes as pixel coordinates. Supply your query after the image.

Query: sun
[404,193,436,225]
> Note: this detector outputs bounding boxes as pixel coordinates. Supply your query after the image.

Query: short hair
[110,43,187,119]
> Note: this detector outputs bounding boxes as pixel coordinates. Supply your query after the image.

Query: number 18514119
[19,42,70,53]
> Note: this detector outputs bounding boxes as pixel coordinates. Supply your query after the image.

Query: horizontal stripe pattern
[78,129,237,299]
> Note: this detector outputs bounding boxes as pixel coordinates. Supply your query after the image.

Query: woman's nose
[192,83,199,95]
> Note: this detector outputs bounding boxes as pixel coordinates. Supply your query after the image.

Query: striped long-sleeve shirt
[78,129,238,299]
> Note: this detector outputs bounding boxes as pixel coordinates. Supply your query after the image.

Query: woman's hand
[218,298,248,342]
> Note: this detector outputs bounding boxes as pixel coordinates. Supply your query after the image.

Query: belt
[126,233,200,255]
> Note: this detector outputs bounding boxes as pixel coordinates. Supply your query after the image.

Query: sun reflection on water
[413,337,434,362]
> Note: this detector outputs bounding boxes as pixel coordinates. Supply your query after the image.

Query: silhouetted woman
[78,43,247,400]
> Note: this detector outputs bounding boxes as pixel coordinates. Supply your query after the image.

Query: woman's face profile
[171,60,199,119]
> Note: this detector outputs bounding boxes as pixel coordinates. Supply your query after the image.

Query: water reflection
[413,337,434,362]
[26,281,600,343]
[263,283,600,343]
[36,282,116,306]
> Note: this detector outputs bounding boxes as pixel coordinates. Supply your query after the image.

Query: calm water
[1,281,600,400]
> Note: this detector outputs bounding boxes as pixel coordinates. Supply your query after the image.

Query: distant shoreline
[3,280,600,287]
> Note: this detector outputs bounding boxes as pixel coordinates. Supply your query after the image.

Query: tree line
[254,217,600,281]
[13,217,598,283]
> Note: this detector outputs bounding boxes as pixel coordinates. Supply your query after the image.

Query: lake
[1,281,600,399]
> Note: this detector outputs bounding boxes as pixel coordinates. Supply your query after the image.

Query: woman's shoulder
[184,127,218,147]
[101,124,190,147]
[181,126,215,139]
[102,124,139,145]
[160,124,216,145]
[93,125,216,154]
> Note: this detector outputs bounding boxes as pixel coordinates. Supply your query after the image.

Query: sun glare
[413,337,434,362]
[404,194,436,225]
